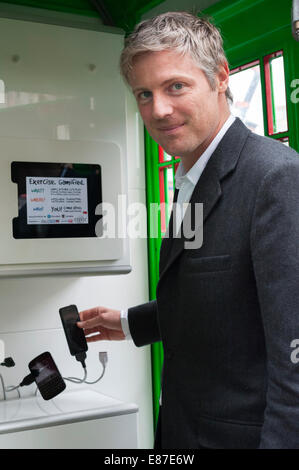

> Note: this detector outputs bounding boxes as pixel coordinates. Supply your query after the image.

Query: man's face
[130,50,229,164]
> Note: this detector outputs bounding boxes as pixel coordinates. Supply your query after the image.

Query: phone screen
[29,352,66,400]
[59,305,88,356]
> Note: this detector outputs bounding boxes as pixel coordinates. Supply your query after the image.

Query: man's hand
[77,306,125,342]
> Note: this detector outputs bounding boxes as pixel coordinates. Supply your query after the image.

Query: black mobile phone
[59,304,88,356]
[28,352,66,400]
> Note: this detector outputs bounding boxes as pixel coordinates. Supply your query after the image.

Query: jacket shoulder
[239,131,299,179]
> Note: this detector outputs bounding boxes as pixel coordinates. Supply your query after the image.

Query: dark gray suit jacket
[128,118,299,448]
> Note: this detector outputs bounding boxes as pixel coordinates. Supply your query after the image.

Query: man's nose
[152,95,173,120]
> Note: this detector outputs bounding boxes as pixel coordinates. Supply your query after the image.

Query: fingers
[78,307,121,331]
[78,324,106,341]
[78,324,107,342]
[81,327,98,336]
[77,316,102,330]
[86,330,124,342]
[77,306,123,342]
[78,306,106,321]
[86,334,105,343]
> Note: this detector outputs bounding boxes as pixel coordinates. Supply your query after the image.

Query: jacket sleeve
[128,299,161,347]
[251,155,299,448]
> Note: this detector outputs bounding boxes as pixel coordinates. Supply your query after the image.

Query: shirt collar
[175,114,236,189]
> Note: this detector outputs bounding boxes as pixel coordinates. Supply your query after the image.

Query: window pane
[270,55,288,134]
[229,64,264,135]
[279,137,289,146]
[163,151,172,162]
[158,146,175,163]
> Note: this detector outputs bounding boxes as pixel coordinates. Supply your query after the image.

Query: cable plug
[1,357,15,368]
[99,351,108,367]
[75,352,87,369]
[19,373,35,387]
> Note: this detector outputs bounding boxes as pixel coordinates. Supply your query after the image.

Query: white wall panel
[0,17,130,276]
[0,16,153,449]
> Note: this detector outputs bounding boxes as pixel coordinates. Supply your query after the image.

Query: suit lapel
[158,187,179,272]
[158,117,250,284]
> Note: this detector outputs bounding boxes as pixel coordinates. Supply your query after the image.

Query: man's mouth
[158,123,185,134]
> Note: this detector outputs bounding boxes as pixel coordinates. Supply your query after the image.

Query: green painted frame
[0,0,165,30]
[145,0,299,431]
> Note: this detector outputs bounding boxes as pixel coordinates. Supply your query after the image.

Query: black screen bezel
[59,304,88,356]
[11,161,102,239]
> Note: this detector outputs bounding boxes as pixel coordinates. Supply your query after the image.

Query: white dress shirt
[121,114,236,340]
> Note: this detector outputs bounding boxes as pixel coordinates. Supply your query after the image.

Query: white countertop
[0,388,138,434]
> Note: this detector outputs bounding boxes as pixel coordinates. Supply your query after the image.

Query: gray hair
[120,11,233,104]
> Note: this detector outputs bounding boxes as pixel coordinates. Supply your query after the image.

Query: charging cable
[1,357,15,368]
[62,351,87,384]
[5,385,21,398]
[84,352,108,385]
[1,352,108,401]
[0,374,7,401]
[0,357,18,400]
[75,352,87,369]
[63,352,108,385]
[1,373,35,401]
[63,367,87,384]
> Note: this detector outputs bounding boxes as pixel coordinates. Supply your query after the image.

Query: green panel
[205,0,295,69]
[101,0,165,31]
[205,0,293,39]
[0,0,166,29]
[0,0,99,16]
[144,129,164,429]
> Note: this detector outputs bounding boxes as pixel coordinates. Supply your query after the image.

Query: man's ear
[217,62,230,94]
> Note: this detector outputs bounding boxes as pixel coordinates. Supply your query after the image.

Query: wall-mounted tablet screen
[11,162,102,238]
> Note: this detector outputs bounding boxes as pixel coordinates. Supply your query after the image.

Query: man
[77,12,299,448]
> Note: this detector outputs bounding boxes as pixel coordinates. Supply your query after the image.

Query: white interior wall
[0,16,153,449]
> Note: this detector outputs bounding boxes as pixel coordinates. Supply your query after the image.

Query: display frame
[11,161,102,239]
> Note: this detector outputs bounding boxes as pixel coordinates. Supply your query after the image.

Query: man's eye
[172,83,184,91]
[139,91,152,100]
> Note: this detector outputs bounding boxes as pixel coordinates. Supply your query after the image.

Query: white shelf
[0,388,138,434]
